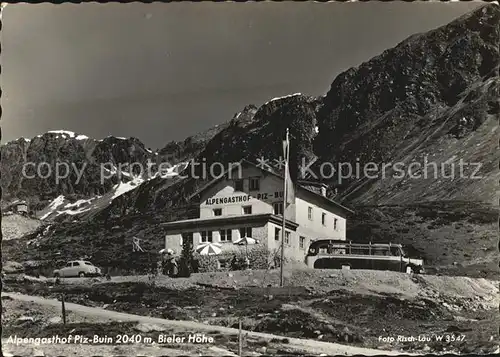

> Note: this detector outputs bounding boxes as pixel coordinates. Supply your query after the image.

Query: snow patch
[265,93,302,105]
[102,165,133,178]
[76,134,89,140]
[315,126,319,134]
[104,135,127,141]
[111,177,144,200]
[59,206,92,216]
[40,195,66,220]
[48,130,76,138]
[152,161,189,179]
[103,165,118,175]
[65,199,92,208]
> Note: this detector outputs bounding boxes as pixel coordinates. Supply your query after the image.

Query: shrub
[194,253,219,273]
[192,246,280,273]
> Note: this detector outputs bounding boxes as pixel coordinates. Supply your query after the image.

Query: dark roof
[189,159,354,216]
[297,179,329,188]
[162,213,299,231]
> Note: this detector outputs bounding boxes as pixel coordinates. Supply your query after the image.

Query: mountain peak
[46,130,90,140]
[263,93,303,106]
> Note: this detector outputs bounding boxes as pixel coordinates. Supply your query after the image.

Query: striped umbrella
[196,242,222,256]
[234,237,258,246]
[234,237,258,256]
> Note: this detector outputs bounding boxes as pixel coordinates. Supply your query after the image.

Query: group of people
[158,249,178,277]
[156,247,259,275]
[230,255,250,270]
[157,249,200,278]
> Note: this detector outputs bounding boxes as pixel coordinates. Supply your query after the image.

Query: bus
[305,239,424,274]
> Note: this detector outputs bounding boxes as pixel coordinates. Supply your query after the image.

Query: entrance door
[182,232,194,253]
[181,232,197,273]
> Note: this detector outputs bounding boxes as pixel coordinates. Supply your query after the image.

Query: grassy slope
[347,201,499,279]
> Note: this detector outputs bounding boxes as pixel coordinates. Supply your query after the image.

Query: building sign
[206,195,251,205]
[205,191,284,205]
[257,191,284,200]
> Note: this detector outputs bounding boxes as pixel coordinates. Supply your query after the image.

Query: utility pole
[61,294,67,325]
[238,319,243,356]
[279,128,290,287]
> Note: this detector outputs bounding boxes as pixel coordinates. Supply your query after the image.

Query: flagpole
[280,129,289,287]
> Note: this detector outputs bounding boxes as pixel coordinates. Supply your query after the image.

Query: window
[220,229,232,242]
[84,262,93,266]
[299,236,305,249]
[351,246,371,255]
[201,231,213,243]
[308,207,313,220]
[249,177,260,191]
[273,202,284,215]
[285,231,290,245]
[72,262,81,267]
[322,213,326,226]
[213,208,222,216]
[181,232,193,250]
[239,227,252,238]
[65,262,72,267]
[373,248,390,256]
[391,247,402,256]
[243,206,252,214]
[234,179,244,191]
[334,218,338,230]
[274,227,281,241]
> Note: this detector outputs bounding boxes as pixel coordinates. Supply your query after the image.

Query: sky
[1,1,482,150]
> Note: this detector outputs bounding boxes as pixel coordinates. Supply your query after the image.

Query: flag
[282,129,295,206]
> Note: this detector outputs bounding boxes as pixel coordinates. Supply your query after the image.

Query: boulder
[134,323,166,333]
[48,316,62,324]
[2,261,24,274]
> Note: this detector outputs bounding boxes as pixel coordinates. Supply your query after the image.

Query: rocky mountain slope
[2,4,498,277]
[1,130,194,220]
[1,131,154,210]
[158,105,259,162]
[101,4,499,215]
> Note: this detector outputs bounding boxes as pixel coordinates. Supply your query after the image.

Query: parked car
[53,260,102,278]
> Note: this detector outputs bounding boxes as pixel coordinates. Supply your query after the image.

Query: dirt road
[3,292,407,356]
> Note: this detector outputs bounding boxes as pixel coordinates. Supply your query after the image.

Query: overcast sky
[1,1,481,149]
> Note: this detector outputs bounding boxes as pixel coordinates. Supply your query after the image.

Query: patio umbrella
[234,237,258,245]
[233,237,258,256]
[196,242,222,256]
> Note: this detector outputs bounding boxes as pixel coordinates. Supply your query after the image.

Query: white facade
[163,161,352,265]
[199,165,295,220]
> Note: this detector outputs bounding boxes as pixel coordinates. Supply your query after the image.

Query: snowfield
[37,161,189,221]
[264,93,302,105]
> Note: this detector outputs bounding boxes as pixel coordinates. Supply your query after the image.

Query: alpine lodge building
[162,159,353,268]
